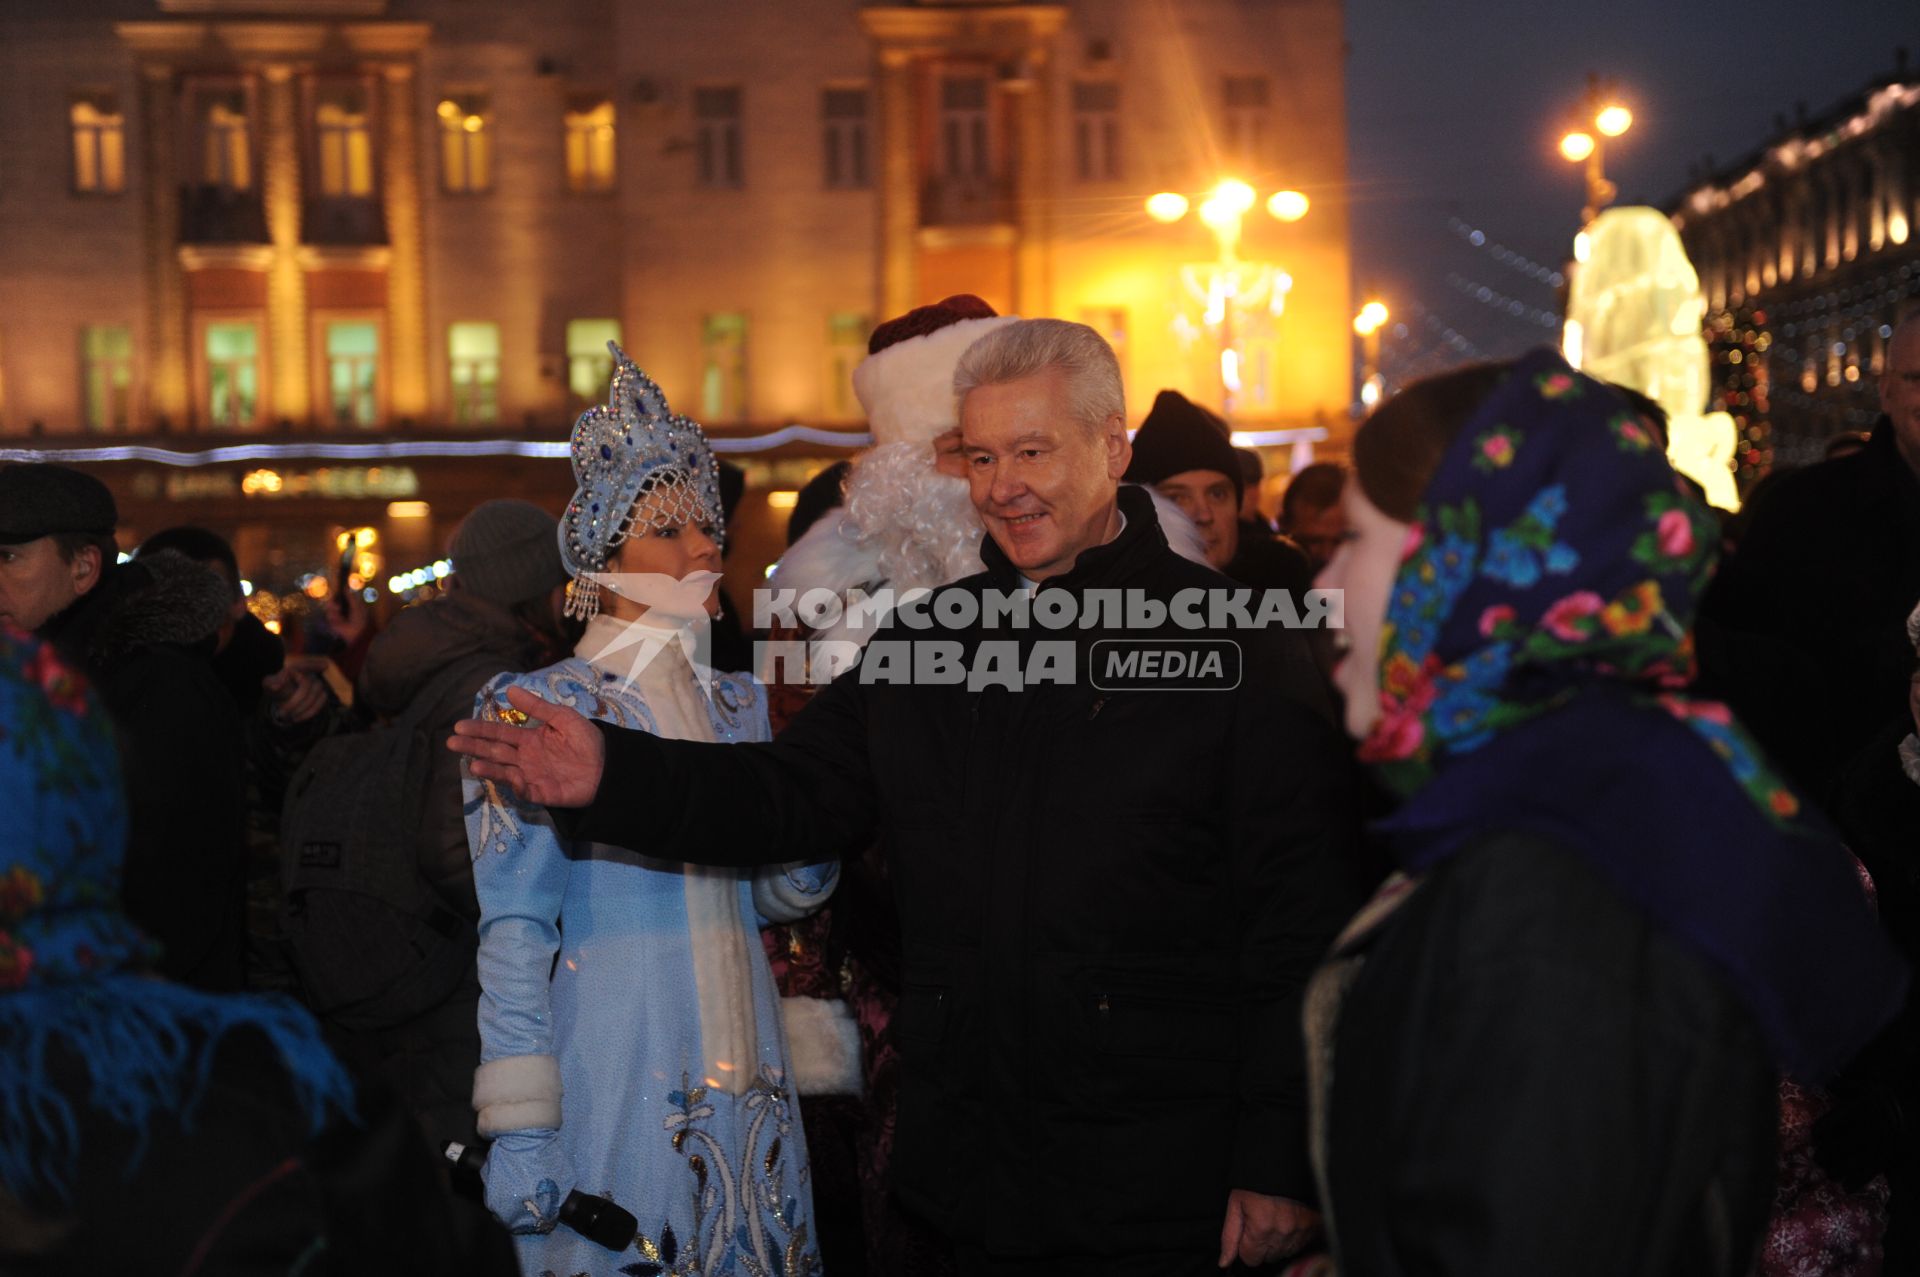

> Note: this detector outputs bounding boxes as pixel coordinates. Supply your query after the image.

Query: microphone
[442,1140,638,1251]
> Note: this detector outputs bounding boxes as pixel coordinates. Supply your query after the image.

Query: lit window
[316,90,375,197]
[564,97,616,192]
[694,87,743,188]
[82,325,133,431]
[1072,82,1120,182]
[70,94,125,194]
[701,313,748,421]
[202,91,252,191]
[567,319,622,403]
[940,77,990,180]
[825,312,868,418]
[325,321,380,427]
[205,321,259,428]
[822,88,870,190]
[438,94,491,193]
[1222,76,1270,167]
[449,322,501,424]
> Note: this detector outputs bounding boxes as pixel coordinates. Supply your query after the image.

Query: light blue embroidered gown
[465,615,833,1277]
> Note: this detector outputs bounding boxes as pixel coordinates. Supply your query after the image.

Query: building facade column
[1009,52,1053,319]
[875,49,920,320]
[140,64,190,427]
[262,63,310,425]
[380,63,429,422]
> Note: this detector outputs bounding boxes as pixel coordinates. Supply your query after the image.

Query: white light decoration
[1562,205,1741,510]
[0,424,872,469]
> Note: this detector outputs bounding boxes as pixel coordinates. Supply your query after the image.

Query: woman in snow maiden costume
[465,344,835,1277]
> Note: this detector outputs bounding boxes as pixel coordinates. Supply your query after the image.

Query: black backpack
[279,663,476,1031]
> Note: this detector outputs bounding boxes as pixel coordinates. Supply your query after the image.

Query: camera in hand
[442,1140,638,1252]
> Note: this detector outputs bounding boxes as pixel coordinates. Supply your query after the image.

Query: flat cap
[0,463,119,544]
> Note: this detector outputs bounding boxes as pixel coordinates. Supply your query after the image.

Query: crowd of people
[1,296,1918,1277]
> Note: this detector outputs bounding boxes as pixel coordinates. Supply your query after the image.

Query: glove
[481,1126,575,1234]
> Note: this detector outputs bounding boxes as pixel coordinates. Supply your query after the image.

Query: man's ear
[69,544,104,596]
[1103,414,1131,480]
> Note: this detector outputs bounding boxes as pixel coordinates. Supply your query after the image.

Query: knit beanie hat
[450,499,569,606]
[853,294,1019,448]
[1125,390,1242,499]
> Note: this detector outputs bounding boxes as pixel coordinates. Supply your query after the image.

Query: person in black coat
[0,464,250,992]
[1699,315,1920,804]
[451,319,1365,1275]
[1308,350,1904,1276]
[1125,387,1316,597]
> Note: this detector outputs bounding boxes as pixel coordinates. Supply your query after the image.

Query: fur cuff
[781,997,863,1097]
[474,1054,563,1135]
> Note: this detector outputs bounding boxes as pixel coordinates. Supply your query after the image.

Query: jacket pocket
[1091,980,1236,1061]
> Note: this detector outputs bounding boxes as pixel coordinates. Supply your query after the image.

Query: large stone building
[0,0,1351,605]
[1670,59,1920,473]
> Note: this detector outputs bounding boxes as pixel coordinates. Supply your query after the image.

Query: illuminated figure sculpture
[1563,206,1742,509]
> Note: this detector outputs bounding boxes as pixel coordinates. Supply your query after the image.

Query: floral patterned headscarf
[1360,348,1904,1080]
[0,625,351,1203]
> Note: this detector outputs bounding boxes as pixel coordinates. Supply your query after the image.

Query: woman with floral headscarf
[0,624,514,1273]
[1303,349,1907,1277]
[464,346,833,1276]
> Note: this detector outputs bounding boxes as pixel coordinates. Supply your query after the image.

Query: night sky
[1344,0,1916,382]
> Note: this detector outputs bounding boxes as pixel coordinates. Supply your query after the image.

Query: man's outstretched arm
[450,670,878,869]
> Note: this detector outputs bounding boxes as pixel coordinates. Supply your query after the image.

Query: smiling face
[1153,469,1240,570]
[959,369,1130,581]
[1314,481,1413,741]
[602,481,725,621]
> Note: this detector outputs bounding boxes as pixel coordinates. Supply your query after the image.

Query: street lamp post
[1559,73,1633,226]
[1145,179,1309,416]
[1352,300,1389,410]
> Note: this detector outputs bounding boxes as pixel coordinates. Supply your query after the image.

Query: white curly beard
[841,441,985,594]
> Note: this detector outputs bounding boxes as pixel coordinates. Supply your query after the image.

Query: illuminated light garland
[1444,272,1564,331]
[1446,216,1567,287]
[1680,80,1920,220]
[0,423,874,468]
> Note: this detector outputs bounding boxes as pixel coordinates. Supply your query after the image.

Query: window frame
[69,90,127,196]
[693,86,744,189]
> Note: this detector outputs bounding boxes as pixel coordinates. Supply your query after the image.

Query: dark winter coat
[1700,416,1920,801]
[337,588,551,1152]
[1314,833,1777,1277]
[39,555,248,991]
[561,485,1365,1261]
[359,588,551,918]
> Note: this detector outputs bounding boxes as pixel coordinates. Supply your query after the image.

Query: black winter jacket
[1315,833,1777,1277]
[40,556,248,991]
[563,486,1365,1259]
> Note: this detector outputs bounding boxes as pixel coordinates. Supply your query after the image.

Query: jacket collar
[977,484,1168,592]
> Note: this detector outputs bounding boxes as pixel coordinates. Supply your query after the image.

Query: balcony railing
[920,174,1013,228]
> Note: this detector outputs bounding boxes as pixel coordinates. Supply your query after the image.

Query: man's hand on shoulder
[1219,1189,1320,1268]
[449,684,605,808]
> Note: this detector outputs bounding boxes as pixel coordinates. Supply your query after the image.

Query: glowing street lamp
[1353,300,1389,410]
[1143,178,1311,413]
[1560,73,1632,226]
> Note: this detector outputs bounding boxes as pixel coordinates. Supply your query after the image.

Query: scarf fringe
[0,976,355,1203]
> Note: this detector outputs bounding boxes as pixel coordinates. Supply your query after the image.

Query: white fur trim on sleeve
[853,314,1020,449]
[473,1054,563,1135]
[780,997,863,1097]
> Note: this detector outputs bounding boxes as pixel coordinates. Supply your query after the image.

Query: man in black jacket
[0,462,249,991]
[452,319,1362,1274]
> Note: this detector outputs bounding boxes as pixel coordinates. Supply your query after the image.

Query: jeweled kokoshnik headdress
[560,342,724,620]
